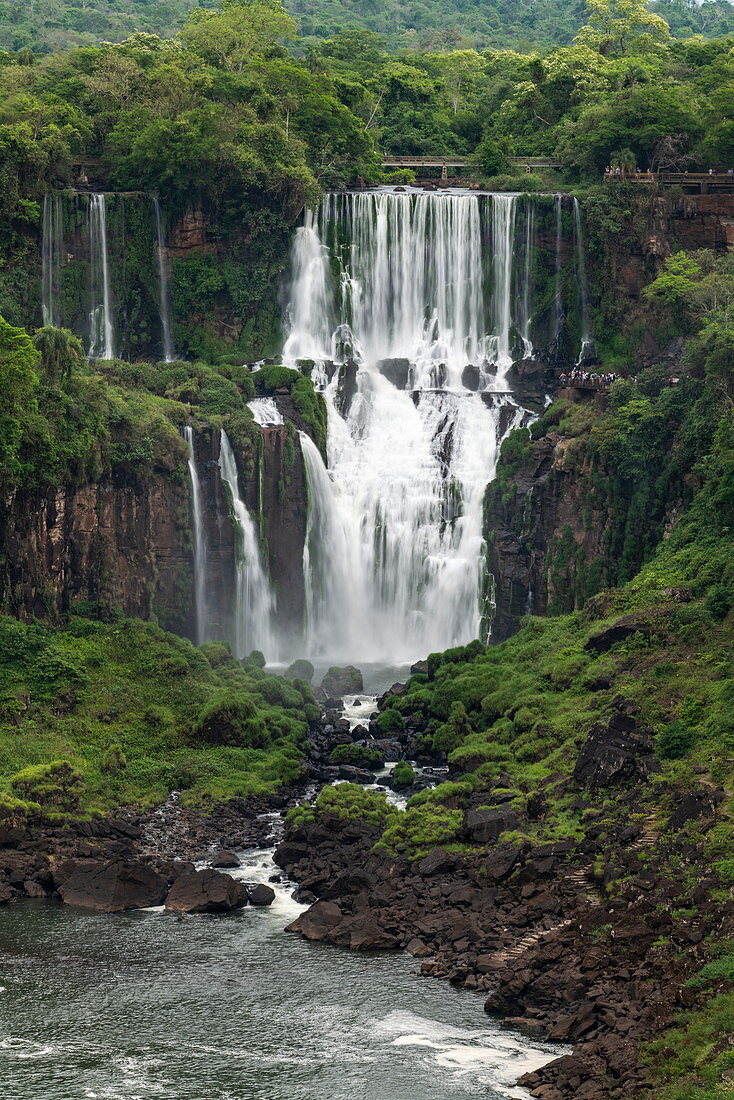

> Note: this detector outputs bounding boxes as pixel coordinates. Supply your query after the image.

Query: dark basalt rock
[461,364,481,391]
[211,850,241,869]
[416,848,455,876]
[574,705,659,789]
[59,859,167,912]
[286,899,343,940]
[584,616,655,654]
[485,842,524,882]
[377,358,411,389]
[668,788,723,829]
[164,869,247,913]
[245,883,276,906]
[465,807,521,843]
[320,665,364,699]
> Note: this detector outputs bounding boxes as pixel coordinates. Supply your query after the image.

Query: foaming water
[0,897,568,1099]
[283,191,541,664]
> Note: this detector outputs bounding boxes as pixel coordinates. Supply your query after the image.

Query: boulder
[377,358,411,389]
[320,665,364,699]
[59,859,167,912]
[485,842,523,882]
[165,869,247,913]
[246,883,276,907]
[211,850,241,869]
[574,706,659,789]
[465,807,520,843]
[23,880,46,898]
[417,848,454,876]
[286,899,343,940]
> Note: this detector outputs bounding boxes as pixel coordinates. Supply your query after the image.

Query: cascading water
[552,194,563,350]
[153,196,175,363]
[285,190,541,663]
[518,199,535,357]
[41,193,63,328]
[218,430,276,659]
[183,426,208,646]
[88,193,115,360]
[573,198,595,363]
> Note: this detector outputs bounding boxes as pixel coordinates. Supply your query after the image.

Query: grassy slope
[0,615,317,814]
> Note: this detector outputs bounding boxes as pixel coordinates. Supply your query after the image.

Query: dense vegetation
[0,614,318,816]
[3,0,734,54]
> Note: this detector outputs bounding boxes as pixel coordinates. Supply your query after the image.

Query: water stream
[183,426,208,646]
[153,196,175,363]
[218,429,275,659]
[88,193,115,360]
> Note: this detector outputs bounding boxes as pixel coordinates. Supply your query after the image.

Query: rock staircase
[492,918,575,966]
[632,815,659,849]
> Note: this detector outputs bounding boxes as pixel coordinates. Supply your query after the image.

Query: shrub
[658,720,697,760]
[101,744,127,773]
[329,744,384,770]
[285,659,314,682]
[433,701,472,754]
[192,691,268,748]
[376,708,404,734]
[392,761,415,788]
[286,783,397,830]
[377,804,463,858]
[10,761,83,813]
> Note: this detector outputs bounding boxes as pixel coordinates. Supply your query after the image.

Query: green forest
[2,0,734,53]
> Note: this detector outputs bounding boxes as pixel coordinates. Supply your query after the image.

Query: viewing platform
[381,155,562,180]
[605,169,734,193]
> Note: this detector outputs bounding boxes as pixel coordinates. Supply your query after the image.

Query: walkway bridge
[381,155,563,180]
[605,170,734,193]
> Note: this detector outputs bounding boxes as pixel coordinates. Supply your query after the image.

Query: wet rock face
[1,472,194,636]
[58,859,168,912]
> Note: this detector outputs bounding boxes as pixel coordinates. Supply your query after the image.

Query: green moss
[329,744,383,769]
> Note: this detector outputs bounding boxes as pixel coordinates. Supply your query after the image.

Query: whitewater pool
[0,856,567,1100]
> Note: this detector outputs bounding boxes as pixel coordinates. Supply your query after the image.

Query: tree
[181,0,296,72]
[32,326,85,383]
[0,315,39,469]
[575,0,672,57]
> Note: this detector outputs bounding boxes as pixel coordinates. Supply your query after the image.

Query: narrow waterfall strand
[218,430,275,660]
[573,198,594,363]
[184,426,208,646]
[42,194,63,328]
[88,194,114,360]
[153,196,175,363]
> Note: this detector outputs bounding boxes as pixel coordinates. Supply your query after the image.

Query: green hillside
[1,0,733,54]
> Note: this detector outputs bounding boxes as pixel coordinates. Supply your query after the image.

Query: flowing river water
[0,858,568,1100]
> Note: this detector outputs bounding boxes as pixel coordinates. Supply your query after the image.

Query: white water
[153,196,175,362]
[183,426,208,645]
[573,198,595,363]
[88,193,114,360]
[286,191,535,663]
[519,201,535,358]
[248,397,284,426]
[218,430,276,659]
[41,193,63,328]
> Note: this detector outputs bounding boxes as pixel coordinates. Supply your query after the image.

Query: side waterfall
[88,193,115,359]
[183,426,208,645]
[573,198,594,363]
[218,430,275,659]
[153,196,175,362]
[285,191,549,663]
[41,193,63,327]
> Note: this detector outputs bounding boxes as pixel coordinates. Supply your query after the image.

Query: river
[0,844,568,1099]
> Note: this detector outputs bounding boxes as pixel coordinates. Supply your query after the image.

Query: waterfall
[184,426,208,646]
[519,200,535,357]
[490,193,517,369]
[284,190,539,663]
[153,196,175,363]
[42,193,63,327]
[88,194,114,360]
[573,198,594,363]
[218,430,276,660]
[552,194,563,349]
